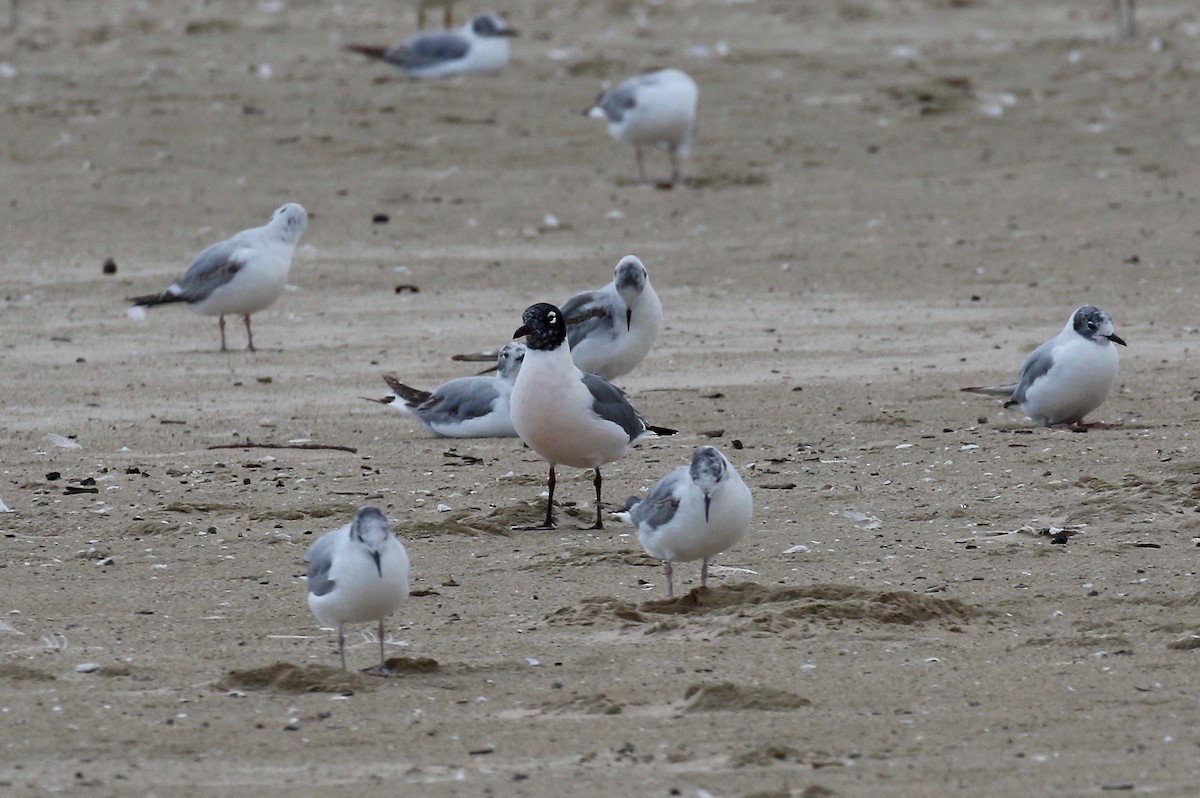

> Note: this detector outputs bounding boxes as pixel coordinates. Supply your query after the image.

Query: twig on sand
[207,442,359,454]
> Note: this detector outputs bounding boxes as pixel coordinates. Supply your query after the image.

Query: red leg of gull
[218,314,229,352]
[586,468,604,530]
[544,464,556,527]
[243,314,255,352]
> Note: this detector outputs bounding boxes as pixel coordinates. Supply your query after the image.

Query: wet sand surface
[3,1,1200,795]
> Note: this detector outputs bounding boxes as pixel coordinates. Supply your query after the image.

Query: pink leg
[365,618,391,677]
[218,314,228,352]
[243,314,255,352]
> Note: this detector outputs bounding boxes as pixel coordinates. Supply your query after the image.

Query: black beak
[1107,333,1127,347]
[371,550,382,577]
[703,494,711,523]
[625,307,632,332]
[514,324,532,339]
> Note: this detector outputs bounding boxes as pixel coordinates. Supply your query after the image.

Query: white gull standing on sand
[454,254,663,381]
[370,342,525,438]
[305,506,410,675]
[128,203,308,352]
[509,302,676,530]
[961,305,1126,427]
[587,68,698,184]
[617,445,753,598]
[345,14,517,78]
[560,255,663,380]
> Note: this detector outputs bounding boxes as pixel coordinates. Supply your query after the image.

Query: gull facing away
[586,68,698,184]
[961,305,1127,428]
[616,445,753,598]
[370,342,525,438]
[128,203,308,352]
[305,507,410,675]
[454,254,663,381]
[509,302,676,530]
[346,14,517,78]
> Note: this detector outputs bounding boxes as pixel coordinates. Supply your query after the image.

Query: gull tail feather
[451,351,499,362]
[960,385,1018,397]
[128,290,183,307]
[381,375,432,406]
[345,44,391,62]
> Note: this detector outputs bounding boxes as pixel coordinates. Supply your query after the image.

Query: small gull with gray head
[454,254,662,381]
[617,445,753,598]
[961,305,1127,427]
[587,68,698,184]
[560,255,663,380]
[128,203,308,352]
[346,13,517,78]
[370,342,525,438]
[509,302,676,530]
[304,506,410,675]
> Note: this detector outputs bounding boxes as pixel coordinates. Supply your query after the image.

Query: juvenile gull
[454,254,662,381]
[371,342,524,438]
[961,305,1127,427]
[346,14,517,78]
[509,302,676,530]
[586,68,698,184]
[128,203,308,352]
[304,506,410,675]
[617,445,753,598]
[560,255,663,380]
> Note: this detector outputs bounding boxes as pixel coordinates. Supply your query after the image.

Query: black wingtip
[380,374,431,405]
[127,292,181,307]
[646,424,678,436]
[345,44,389,61]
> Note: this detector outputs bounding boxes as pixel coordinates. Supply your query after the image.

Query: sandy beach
[3,1,1200,795]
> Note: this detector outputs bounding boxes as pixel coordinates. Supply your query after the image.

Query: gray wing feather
[630,468,688,530]
[172,236,250,301]
[561,290,615,349]
[418,378,501,425]
[582,373,644,440]
[388,32,469,69]
[596,85,637,123]
[303,529,341,597]
[1009,342,1056,406]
